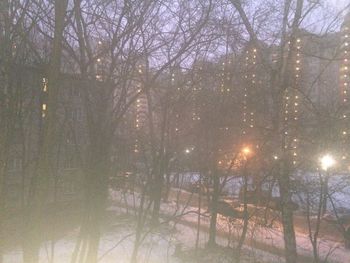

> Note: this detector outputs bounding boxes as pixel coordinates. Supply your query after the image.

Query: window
[8,158,22,171]
[68,86,81,97]
[66,131,76,145]
[73,87,81,97]
[63,155,78,170]
[61,180,76,195]
[68,108,83,122]
[76,108,82,121]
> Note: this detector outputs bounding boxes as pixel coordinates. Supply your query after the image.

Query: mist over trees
[1,0,350,263]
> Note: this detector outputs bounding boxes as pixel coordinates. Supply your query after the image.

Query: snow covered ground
[173,172,350,212]
[4,186,350,263]
[4,224,181,263]
[109,188,350,263]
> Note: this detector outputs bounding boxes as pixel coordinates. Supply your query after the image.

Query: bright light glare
[242,146,251,156]
[320,154,335,171]
[185,148,191,154]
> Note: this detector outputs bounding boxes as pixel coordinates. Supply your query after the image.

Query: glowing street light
[320,154,336,171]
[242,146,251,155]
[241,146,253,160]
[319,154,336,216]
[184,147,194,154]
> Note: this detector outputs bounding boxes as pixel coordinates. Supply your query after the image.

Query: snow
[109,188,350,262]
[175,172,350,213]
[4,184,350,263]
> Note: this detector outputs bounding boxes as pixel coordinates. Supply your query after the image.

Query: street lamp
[319,154,336,216]
[184,147,195,155]
[320,154,336,171]
[241,146,254,163]
[242,146,252,156]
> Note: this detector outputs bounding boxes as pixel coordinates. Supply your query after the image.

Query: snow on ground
[110,188,350,263]
[4,218,181,263]
[3,215,282,263]
[4,186,350,262]
[175,172,350,212]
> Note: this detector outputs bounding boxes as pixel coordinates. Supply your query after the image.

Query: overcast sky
[327,0,348,12]
[302,0,350,33]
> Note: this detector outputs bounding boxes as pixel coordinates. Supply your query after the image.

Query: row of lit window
[242,47,257,134]
[341,27,350,137]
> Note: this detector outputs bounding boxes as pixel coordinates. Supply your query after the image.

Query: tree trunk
[130,178,150,263]
[278,161,297,263]
[23,1,68,262]
[236,166,249,262]
[81,137,109,263]
[322,176,328,216]
[151,156,166,225]
[195,173,202,250]
[208,170,219,248]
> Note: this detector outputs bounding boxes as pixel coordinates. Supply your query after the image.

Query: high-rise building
[339,12,350,160]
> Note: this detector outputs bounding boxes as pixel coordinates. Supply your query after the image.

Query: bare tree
[22,1,68,262]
